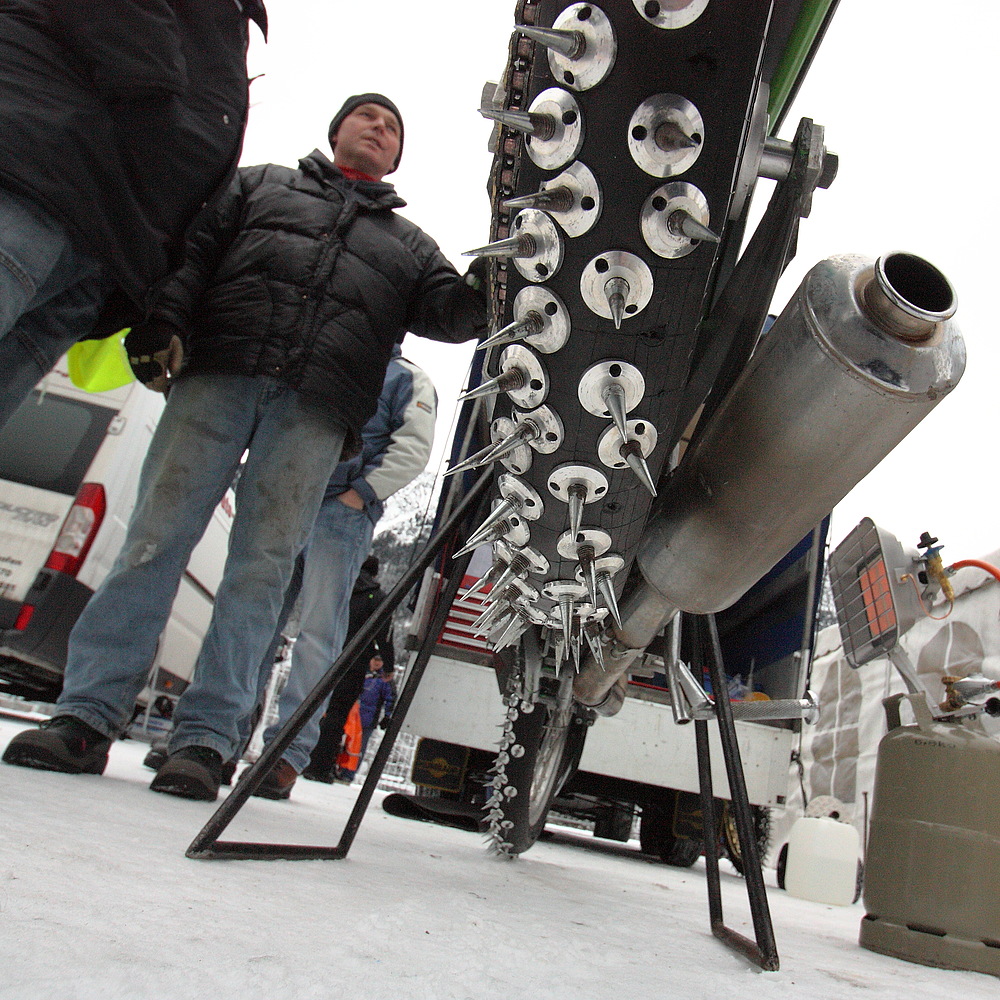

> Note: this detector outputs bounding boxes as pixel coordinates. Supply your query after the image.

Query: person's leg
[359,725,375,765]
[168,384,345,762]
[261,497,375,772]
[304,654,370,775]
[0,187,108,428]
[55,374,260,739]
[234,550,306,756]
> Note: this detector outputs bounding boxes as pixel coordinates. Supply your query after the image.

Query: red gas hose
[949,559,1000,583]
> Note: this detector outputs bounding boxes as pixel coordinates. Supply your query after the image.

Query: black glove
[124,320,184,394]
[463,255,490,293]
[379,716,390,730]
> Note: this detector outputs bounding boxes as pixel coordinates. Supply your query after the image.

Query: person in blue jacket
[357,657,396,764]
[252,347,435,799]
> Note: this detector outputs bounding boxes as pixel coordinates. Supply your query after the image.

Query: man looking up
[3,94,489,802]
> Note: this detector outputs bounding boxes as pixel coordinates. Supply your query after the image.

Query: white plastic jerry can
[784,816,861,906]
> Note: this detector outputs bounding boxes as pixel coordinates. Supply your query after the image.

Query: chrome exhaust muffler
[575,252,965,711]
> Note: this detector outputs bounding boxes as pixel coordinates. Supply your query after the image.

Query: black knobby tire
[720,800,771,877]
[493,700,586,855]
[639,794,701,868]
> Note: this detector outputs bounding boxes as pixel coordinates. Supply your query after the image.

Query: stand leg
[335,545,473,856]
[693,614,780,971]
[185,471,492,860]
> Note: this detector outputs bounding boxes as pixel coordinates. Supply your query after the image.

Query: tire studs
[478,107,556,141]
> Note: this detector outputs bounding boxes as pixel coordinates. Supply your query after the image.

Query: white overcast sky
[241,1,1000,562]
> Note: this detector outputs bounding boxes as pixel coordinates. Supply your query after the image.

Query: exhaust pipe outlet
[575,252,963,710]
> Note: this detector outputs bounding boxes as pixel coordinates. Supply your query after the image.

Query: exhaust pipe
[575,252,964,711]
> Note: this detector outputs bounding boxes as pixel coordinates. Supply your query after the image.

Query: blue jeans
[0,186,109,429]
[57,372,346,762]
[263,494,375,772]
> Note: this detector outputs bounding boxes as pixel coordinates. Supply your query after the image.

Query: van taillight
[44,483,107,577]
[14,605,35,631]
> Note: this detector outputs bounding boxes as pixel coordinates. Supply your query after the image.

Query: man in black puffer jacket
[0,0,268,429]
[3,93,489,803]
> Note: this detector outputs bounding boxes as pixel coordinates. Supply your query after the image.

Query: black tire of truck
[492,700,587,855]
[638,795,702,868]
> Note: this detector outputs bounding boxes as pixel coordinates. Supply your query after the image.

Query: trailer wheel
[720,800,771,876]
[490,690,586,855]
[639,794,701,867]
[776,842,788,888]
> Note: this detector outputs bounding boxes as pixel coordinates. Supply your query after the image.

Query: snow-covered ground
[0,714,995,1000]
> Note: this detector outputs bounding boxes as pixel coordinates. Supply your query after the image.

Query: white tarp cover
[773,549,1000,851]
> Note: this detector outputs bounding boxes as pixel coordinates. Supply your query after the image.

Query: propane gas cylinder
[860,692,1000,976]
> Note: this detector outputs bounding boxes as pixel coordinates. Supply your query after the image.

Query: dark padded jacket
[147,150,488,446]
[0,0,267,331]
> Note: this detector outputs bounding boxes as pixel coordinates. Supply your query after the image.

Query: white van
[0,359,232,706]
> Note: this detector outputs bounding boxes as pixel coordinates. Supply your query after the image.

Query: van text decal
[0,501,61,528]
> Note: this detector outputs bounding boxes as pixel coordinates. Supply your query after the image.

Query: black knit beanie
[328,93,404,172]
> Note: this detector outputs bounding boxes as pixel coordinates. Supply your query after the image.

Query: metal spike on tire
[597,572,623,629]
[478,107,556,141]
[604,276,629,330]
[477,312,544,351]
[668,208,721,244]
[501,186,575,213]
[583,622,606,670]
[655,119,699,152]
[622,442,658,496]
[518,23,585,60]
[567,483,587,538]
[477,420,540,467]
[602,382,630,438]
[463,232,538,260]
[457,366,527,403]
[443,441,498,478]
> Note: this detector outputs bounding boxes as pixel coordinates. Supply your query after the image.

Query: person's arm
[123,167,256,387]
[379,680,396,727]
[349,361,437,517]
[406,243,489,345]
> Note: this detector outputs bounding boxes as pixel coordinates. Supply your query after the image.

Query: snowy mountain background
[369,471,442,655]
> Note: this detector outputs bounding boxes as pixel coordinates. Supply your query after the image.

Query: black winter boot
[302,763,336,784]
[142,744,169,771]
[149,745,223,801]
[2,716,112,774]
[251,759,298,800]
[145,744,236,785]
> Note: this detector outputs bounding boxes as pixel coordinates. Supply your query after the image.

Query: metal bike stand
[186,470,491,861]
[693,613,780,971]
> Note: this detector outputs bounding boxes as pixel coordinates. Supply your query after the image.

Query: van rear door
[0,389,118,621]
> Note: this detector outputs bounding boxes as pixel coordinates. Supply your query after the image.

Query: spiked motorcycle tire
[490,692,586,856]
